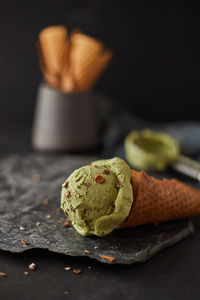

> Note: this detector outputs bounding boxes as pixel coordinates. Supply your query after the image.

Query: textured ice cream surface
[61,157,133,236]
[125,129,180,171]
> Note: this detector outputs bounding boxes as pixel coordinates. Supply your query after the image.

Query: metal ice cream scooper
[124,129,200,182]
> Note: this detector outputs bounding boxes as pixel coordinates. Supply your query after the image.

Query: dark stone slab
[0,154,194,264]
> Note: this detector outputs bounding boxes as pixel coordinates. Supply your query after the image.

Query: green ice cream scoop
[61,157,133,236]
[125,129,180,171]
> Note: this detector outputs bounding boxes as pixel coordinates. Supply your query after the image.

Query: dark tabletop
[1,124,200,300]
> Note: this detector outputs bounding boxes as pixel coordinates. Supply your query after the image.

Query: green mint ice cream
[125,129,180,171]
[61,157,133,236]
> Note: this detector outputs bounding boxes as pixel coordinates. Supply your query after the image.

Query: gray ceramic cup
[32,83,99,151]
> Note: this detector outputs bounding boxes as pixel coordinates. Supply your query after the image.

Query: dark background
[1,1,200,126]
[1,3,200,299]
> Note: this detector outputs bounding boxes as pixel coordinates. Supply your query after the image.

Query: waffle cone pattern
[39,26,69,76]
[120,170,200,228]
[37,26,113,92]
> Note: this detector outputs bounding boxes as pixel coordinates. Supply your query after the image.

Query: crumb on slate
[63,221,71,227]
[73,269,82,274]
[101,256,115,262]
[28,263,37,271]
[21,240,30,245]
[33,174,40,182]
[83,250,91,255]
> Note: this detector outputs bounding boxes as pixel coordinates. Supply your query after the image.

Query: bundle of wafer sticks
[37,26,113,93]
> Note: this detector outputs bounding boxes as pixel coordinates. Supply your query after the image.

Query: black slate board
[0,154,194,264]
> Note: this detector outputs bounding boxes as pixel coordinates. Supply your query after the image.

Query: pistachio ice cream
[61,156,200,238]
[125,129,180,171]
[61,157,133,236]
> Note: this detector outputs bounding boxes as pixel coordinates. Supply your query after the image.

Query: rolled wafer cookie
[120,169,200,228]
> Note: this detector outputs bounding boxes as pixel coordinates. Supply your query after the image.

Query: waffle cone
[37,43,58,89]
[59,69,76,93]
[70,32,113,91]
[42,71,60,89]
[38,26,69,78]
[70,32,104,58]
[75,49,113,91]
[120,170,200,228]
[37,26,113,92]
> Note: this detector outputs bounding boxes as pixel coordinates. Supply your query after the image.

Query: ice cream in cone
[61,158,200,236]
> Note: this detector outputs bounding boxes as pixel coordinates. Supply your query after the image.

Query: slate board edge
[49,220,195,264]
[1,221,194,265]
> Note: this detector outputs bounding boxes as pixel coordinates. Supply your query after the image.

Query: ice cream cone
[59,73,76,92]
[38,25,69,79]
[37,27,113,92]
[70,32,103,58]
[59,60,76,92]
[75,49,113,92]
[120,170,200,228]
[70,32,113,91]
